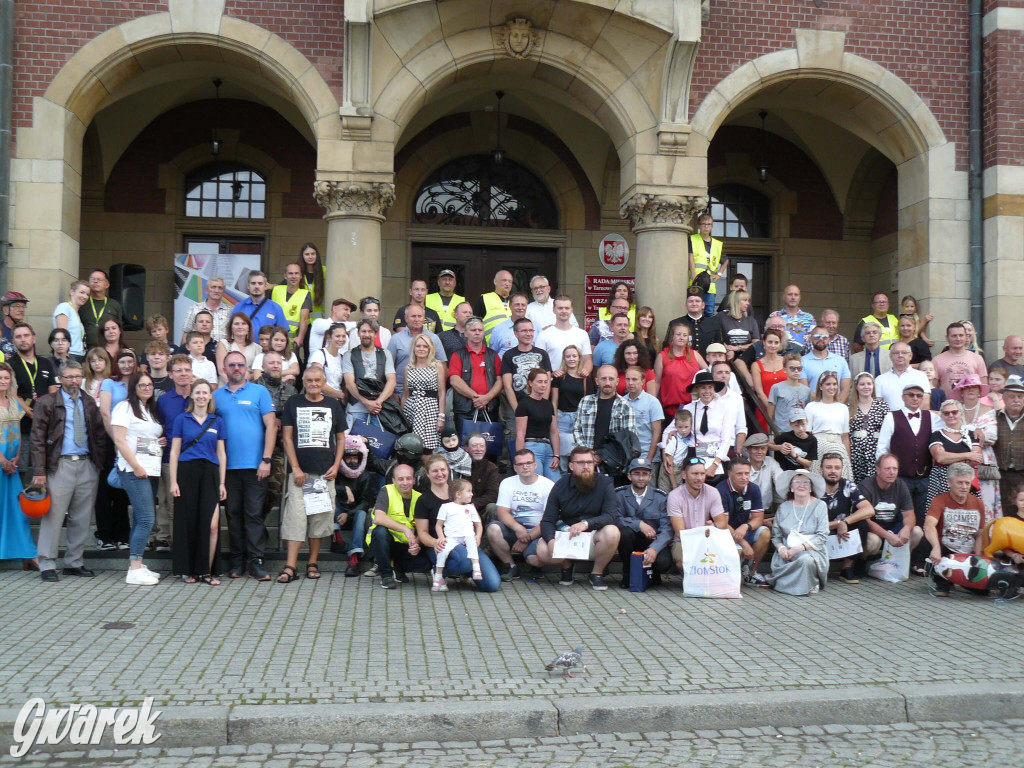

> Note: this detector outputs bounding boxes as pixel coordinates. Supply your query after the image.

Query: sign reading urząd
[9,698,162,757]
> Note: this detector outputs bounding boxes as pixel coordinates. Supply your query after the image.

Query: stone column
[314,180,395,305]
[621,193,707,327]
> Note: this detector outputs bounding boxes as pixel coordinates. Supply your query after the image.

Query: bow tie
[907,412,920,419]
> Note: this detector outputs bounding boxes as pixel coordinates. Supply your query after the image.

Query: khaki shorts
[280,474,335,542]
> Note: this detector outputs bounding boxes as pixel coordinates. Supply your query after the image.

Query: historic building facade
[5,0,1021,352]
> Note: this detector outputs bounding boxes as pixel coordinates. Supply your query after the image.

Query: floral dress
[0,397,31,559]
[403,365,441,451]
[966,408,1002,525]
[850,399,889,482]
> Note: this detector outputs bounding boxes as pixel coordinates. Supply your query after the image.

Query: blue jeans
[702,292,717,317]
[335,506,368,555]
[525,440,561,481]
[557,411,577,470]
[120,470,159,561]
[427,547,502,593]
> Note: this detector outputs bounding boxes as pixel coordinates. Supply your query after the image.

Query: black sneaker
[527,565,544,581]
[380,575,399,590]
[839,567,860,584]
[394,569,410,584]
[344,562,360,577]
[96,538,117,551]
[501,564,520,582]
[588,573,608,591]
[155,540,171,553]
[558,565,575,586]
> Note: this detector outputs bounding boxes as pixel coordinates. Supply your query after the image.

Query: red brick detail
[693,1,970,170]
[104,99,320,219]
[11,2,343,155]
[710,126,842,240]
[983,28,1024,167]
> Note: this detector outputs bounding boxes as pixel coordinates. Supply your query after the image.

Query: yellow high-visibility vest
[425,292,466,332]
[271,284,310,337]
[690,234,724,295]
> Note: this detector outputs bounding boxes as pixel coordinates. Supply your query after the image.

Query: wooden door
[411,243,559,300]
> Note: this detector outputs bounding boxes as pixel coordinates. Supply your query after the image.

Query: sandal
[183,575,198,584]
[277,565,297,584]
[200,575,221,586]
[305,562,321,580]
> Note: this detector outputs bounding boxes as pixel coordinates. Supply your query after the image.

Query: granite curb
[4,681,1022,753]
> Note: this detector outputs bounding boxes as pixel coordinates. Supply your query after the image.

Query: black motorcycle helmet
[394,433,424,461]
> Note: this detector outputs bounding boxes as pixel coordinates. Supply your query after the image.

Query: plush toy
[933,553,1023,600]
[983,516,1024,561]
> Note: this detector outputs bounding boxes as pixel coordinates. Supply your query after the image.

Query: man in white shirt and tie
[874,381,933,574]
[873,342,930,410]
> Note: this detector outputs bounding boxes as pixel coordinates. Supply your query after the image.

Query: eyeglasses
[787,366,803,371]
[226,362,246,369]
[941,410,960,416]
[137,382,154,388]
[571,460,595,467]
[514,460,536,467]
[904,392,924,398]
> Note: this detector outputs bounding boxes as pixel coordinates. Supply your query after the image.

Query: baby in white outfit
[432,478,483,592]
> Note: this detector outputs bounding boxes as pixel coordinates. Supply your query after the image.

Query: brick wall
[694,1,971,170]
[104,99,320,219]
[983,28,1024,167]
[11,1,344,152]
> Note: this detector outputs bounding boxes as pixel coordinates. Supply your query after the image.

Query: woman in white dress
[767,469,829,596]
[806,371,853,481]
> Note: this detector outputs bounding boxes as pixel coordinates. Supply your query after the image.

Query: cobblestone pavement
[0,569,1021,708]
[5,721,1023,767]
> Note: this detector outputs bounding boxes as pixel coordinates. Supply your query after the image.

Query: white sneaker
[138,564,160,578]
[126,568,159,586]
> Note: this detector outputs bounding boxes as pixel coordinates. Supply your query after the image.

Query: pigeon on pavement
[545,644,585,677]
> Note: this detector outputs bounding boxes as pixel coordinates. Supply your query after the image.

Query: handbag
[679,526,742,599]
[977,464,1001,481]
[349,414,398,461]
[107,465,123,489]
[459,410,504,454]
[629,551,652,593]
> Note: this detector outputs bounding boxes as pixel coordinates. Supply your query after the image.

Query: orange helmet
[19,485,50,519]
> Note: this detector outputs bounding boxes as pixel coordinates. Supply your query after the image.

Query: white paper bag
[868,539,910,582]
[679,526,742,599]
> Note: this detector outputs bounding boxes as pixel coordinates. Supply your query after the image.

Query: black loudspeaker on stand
[110,263,146,331]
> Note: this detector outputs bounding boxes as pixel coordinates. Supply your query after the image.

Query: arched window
[708,185,770,238]
[414,155,557,228]
[185,163,267,219]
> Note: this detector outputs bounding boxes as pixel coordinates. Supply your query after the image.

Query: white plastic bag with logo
[867,539,911,582]
[679,526,742,599]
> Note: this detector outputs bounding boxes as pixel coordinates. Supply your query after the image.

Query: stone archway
[8,8,339,327]
[689,32,966,329]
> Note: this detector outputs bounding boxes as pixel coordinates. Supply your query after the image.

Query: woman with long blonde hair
[401,333,446,451]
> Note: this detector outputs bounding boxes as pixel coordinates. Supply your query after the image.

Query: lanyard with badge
[88,297,108,324]
[20,356,39,403]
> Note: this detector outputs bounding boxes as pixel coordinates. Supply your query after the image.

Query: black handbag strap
[186,415,219,450]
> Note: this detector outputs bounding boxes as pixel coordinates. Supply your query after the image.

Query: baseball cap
[789,408,807,423]
[439,269,456,279]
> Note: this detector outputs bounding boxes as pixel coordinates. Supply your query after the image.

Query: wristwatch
[262,456,272,463]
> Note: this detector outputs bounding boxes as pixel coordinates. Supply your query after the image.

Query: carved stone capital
[620,194,708,232]
[314,181,395,220]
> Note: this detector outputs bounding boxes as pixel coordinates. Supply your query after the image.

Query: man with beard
[537,446,620,590]
[819,452,875,583]
[256,350,297,518]
[800,325,851,402]
[12,323,58,475]
[344,319,397,427]
[615,458,672,588]
[573,365,636,462]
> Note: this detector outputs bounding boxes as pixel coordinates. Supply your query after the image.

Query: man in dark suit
[29,359,107,582]
[615,458,672,588]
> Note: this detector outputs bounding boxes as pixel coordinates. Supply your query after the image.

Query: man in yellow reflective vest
[425,268,465,332]
[367,463,429,589]
[474,269,514,344]
[853,292,899,352]
[688,213,728,319]
[271,263,312,349]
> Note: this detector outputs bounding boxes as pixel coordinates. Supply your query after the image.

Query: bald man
[475,269,515,345]
[992,335,1024,379]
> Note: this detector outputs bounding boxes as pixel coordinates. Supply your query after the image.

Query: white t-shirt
[805,401,850,435]
[308,347,345,392]
[496,474,555,528]
[189,355,217,384]
[111,400,164,474]
[536,326,591,370]
[437,502,481,539]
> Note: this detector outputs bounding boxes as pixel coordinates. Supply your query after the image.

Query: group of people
[1,226,1022,599]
